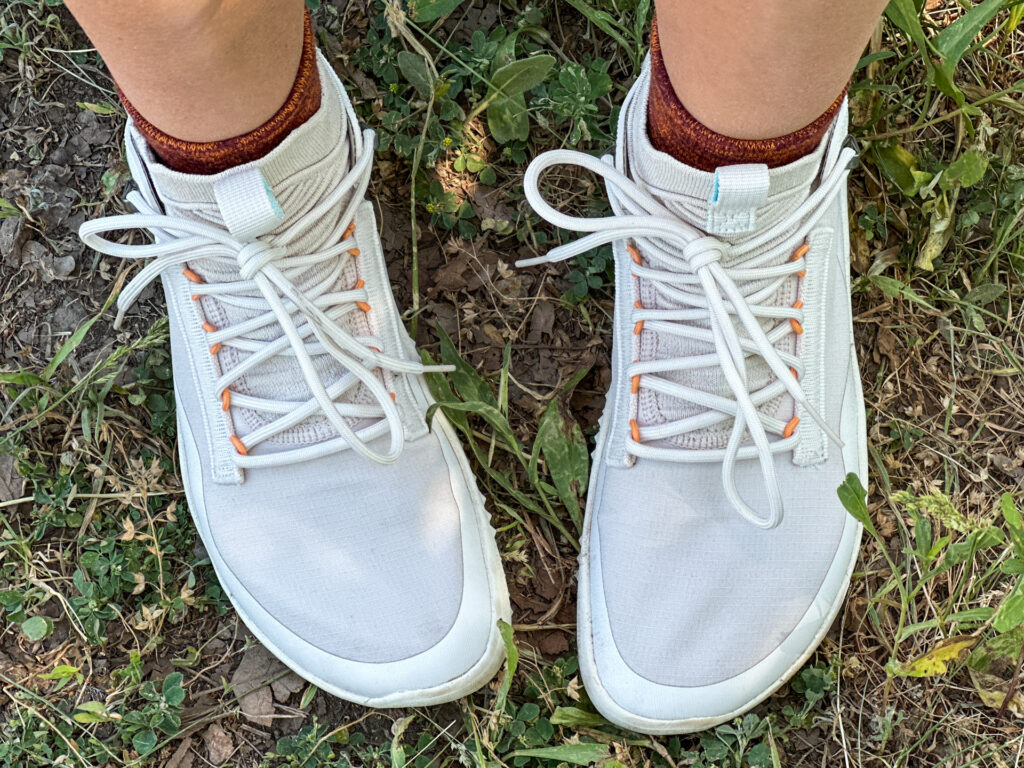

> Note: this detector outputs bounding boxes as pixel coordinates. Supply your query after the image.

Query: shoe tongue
[141,60,374,449]
[621,66,829,449]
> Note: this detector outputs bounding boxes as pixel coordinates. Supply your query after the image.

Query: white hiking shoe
[80,53,510,707]
[522,58,866,733]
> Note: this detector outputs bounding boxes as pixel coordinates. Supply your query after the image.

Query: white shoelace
[81,128,449,467]
[521,144,858,528]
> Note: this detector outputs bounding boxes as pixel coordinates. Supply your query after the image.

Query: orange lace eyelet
[790,319,803,334]
[202,321,217,333]
[783,416,800,438]
[183,268,203,284]
[221,389,231,411]
[343,222,356,239]
[348,248,361,257]
[230,435,248,455]
[627,243,643,265]
[629,418,640,442]
[789,366,799,380]
[631,375,641,394]
[209,342,222,355]
[792,243,810,260]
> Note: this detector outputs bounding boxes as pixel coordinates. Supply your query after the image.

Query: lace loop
[520,142,858,528]
[80,127,452,469]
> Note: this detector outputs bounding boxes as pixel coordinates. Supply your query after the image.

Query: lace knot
[237,241,285,280]
[682,236,729,272]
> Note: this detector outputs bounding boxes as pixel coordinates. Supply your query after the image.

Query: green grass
[1,0,1024,765]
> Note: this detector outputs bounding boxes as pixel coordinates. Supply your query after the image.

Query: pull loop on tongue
[519,141,859,529]
[213,167,285,241]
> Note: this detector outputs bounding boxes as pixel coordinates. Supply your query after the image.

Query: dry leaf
[270,671,305,703]
[230,644,281,726]
[164,735,194,768]
[203,723,234,764]
[0,453,24,503]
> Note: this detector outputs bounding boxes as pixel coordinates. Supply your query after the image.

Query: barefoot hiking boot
[521,58,867,733]
[80,53,510,707]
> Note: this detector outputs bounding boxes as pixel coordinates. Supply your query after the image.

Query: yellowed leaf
[889,635,977,677]
[970,669,1024,718]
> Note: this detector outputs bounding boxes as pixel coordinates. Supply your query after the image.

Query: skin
[65,0,888,142]
[63,0,306,142]
[654,0,890,138]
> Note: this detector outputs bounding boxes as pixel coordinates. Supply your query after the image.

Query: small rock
[51,254,75,278]
[202,723,233,765]
[21,239,47,263]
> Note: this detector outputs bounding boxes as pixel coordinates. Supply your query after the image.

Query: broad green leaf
[940,149,989,190]
[886,635,977,677]
[1003,493,1024,558]
[435,324,497,407]
[872,143,929,197]
[511,743,611,766]
[409,0,468,23]
[162,672,185,707]
[963,283,1005,307]
[994,580,1024,633]
[21,615,52,641]
[487,93,529,144]
[933,0,1003,66]
[530,399,589,532]
[132,729,158,756]
[550,706,609,727]
[837,473,875,537]
[487,55,555,100]
[396,51,435,99]
[885,0,930,53]
[40,664,79,680]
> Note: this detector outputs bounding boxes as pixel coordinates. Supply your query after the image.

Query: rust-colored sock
[119,10,321,175]
[647,16,846,172]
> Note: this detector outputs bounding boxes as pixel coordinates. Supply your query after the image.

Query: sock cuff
[647,15,847,172]
[120,9,321,175]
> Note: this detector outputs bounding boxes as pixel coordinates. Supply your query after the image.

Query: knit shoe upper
[80,53,510,706]
[523,57,866,733]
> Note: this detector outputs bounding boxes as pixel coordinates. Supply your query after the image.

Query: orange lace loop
[343,222,356,239]
[789,366,799,380]
[629,418,640,442]
[209,342,222,355]
[221,389,231,411]
[627,243,643,265]
[229,435,248,455]
[783,416,800,438]
[191,293,202,301]
[791,243,808,277]
[182,268,203,284]
[789,299,803,334]
[202,321,217,333]
[353,279,371,312]
[633,300,645,335]
[631,374,641,393]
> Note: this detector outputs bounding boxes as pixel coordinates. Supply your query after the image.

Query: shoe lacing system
[80,128,451,467]
[520,144,859,528]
